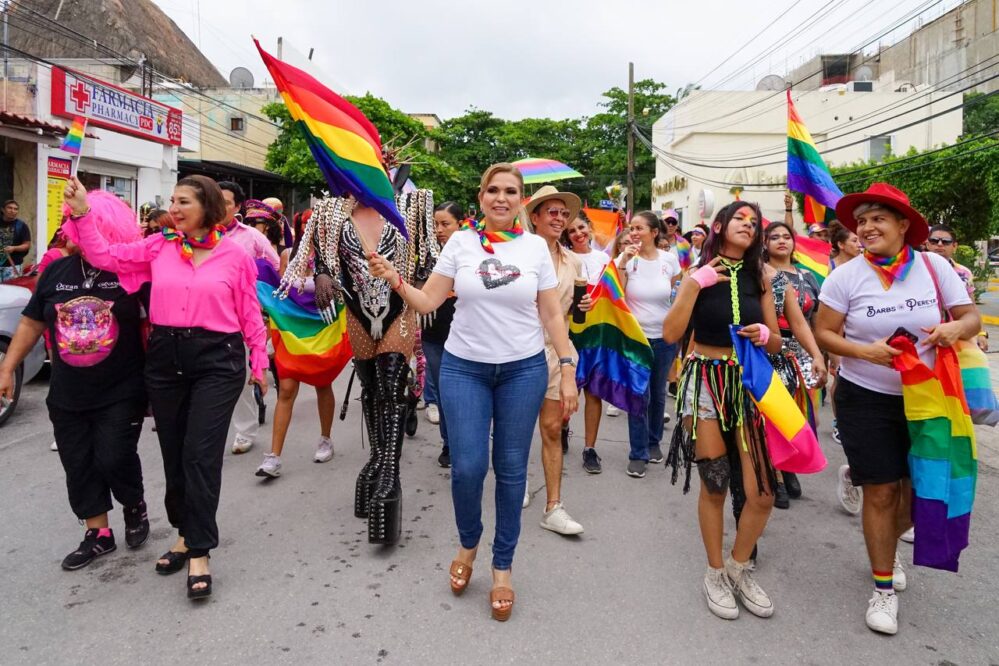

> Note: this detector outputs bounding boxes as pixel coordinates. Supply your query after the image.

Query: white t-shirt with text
[819,251,972,395]
[433,230,557,364]
[623,249,681,340]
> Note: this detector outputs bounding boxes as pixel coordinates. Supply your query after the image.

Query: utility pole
[626,62,634,218]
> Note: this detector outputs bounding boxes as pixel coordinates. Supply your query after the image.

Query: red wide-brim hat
[834,182,928,247]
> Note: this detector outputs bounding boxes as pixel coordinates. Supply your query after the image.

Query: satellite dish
[854,65,875,82]
[755,75,787,91]
[229,67,255,89]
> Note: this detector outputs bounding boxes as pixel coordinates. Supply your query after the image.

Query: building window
[230,116,246,132]
[867,134,893,162]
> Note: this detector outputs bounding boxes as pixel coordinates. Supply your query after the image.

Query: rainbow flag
[793,233,831,285]
[955,342,999,426]
[803,194,837,226]
[253,39,407,238]
[787,90,843,210]
[730,325,826,474]
[60,116,86,155]
[256,260,352,386]
[674,235,692,270]
[890,335,976,572]
[569,262,653,415]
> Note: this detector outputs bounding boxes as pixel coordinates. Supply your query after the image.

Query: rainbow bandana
[864,245,915,290]
[163,224,226,262]
[462,217,524,254]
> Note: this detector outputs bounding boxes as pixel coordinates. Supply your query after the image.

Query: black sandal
[155,550,190,575]
[187,574,212,600]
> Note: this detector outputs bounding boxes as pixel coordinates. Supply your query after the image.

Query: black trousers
[146,327,246,555]
[49,398,146,520]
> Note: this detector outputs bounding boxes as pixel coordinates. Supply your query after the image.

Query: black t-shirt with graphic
[22,255,145,411]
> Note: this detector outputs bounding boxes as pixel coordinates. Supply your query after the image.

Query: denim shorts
[679,374,720,420]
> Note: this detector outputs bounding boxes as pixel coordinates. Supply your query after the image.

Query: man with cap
[526,185,589,535]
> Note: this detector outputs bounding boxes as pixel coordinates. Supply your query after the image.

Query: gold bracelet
[69,207,91,220]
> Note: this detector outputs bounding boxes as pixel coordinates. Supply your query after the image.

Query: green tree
[964,92,999,137]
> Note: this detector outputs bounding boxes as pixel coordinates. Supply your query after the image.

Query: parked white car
[0,284,47,426]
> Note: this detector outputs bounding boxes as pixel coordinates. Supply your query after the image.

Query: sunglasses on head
[545,208,571,220]
[927,237,955,246]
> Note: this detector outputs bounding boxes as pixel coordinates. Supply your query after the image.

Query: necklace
[81,258,100,290]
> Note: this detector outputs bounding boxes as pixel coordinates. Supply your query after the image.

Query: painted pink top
[72,213,268,380]
[226,221,280,270]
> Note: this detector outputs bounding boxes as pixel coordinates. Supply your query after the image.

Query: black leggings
[146,327,246,556]
[49,398,146,520]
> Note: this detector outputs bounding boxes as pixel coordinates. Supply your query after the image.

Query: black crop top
[690,265,765,347]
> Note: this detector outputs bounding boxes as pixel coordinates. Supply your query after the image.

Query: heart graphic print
[476,258,522,290]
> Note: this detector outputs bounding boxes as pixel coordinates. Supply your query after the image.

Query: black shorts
[834,376,911,486]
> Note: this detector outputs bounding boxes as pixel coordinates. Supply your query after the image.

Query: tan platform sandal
[490,586,515,622]
[449,560,473,596]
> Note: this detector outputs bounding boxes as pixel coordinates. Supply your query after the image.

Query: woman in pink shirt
[64,174,268,601]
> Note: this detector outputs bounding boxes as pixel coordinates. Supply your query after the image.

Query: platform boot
[353,358,381,518]
[367,352,409,545]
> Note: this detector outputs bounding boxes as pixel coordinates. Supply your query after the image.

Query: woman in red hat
[814,183,980,636]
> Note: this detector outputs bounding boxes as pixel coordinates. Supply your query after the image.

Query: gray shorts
[679,375,720,421]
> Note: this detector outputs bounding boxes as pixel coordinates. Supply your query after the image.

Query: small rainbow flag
[253,39,407,239]
[787,90,843,210]
[730,325,825,474]
[793,233,831,285]
[674,235,692,270]
[256,260,352,387]
[569,262,653,415]
[890,335,976,572]
[60,116,86,155]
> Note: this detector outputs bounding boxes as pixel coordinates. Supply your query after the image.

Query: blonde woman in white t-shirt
[564,212,611,473]
[814,183,979,636]
[617,211,682,478]
[367,163,578,622]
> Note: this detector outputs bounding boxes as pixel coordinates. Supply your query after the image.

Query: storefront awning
[0,112,98,141]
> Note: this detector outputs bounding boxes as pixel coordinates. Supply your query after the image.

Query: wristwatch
[558,357,577,368]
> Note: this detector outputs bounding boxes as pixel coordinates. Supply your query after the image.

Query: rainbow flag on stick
[890,335,976,572]
[569,262,653,415]
[256,260,352,387]
[60,116,86,155]
[787,90,843,210]
[730,325,826,474]
[253,39,407,239]
[793,233,832,285]
[674,235,692,270]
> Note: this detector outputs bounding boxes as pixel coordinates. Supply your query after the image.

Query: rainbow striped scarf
[890,334,976,572]
[864,245,915,290]
[462,217,524,254]
[162,224,226,262]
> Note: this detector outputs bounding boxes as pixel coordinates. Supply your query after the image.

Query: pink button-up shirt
[73,214,268,379]
[226,221,280,270]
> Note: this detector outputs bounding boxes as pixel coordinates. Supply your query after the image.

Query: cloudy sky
[151,0,958,120]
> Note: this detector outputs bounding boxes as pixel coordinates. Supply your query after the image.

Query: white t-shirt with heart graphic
[433,229,557,364]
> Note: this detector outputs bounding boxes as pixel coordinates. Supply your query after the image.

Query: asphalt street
[1,360,998,665]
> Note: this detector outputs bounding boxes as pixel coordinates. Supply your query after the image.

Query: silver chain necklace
[80,258,100,290]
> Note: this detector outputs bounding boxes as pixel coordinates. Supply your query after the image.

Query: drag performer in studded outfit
[280,188,437,545]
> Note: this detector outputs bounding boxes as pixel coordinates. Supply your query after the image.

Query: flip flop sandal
[490,587,515,622]
[449,560,473,596]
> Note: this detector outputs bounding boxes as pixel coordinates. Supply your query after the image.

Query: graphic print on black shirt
[476,258,522,289]
[22,255,145,410]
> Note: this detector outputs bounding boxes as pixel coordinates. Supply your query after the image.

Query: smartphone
[890,326,918,344]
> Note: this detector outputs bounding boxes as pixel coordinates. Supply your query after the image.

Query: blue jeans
[422,340,448,449]
[439,350,547,570]
[628,338,678,461]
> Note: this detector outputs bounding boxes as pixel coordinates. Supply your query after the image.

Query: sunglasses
[545,208,571,220]
[927,237,955,246]
[665,219,679,225]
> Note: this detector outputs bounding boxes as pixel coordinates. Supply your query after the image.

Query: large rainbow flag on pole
[890,335,976,572]
[253,39,407,239]
[569,262,653,415]
[787,90,843,210]
[256,260,352,386]
[730,325,826,474]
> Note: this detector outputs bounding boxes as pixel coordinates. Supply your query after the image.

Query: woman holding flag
[663,201,783,621]
[814,183,979,635]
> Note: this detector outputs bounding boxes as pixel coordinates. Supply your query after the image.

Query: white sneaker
[522,486,530,509]
[540,502,584,535]
[899,527,915,544]
[837,465,862,515]
[416,398,427,411]
[725,555,774,618]
[703,567,739,620]
[50,441,58,451]
[893,551,907,592]
[865,590,899,635]
[427,404,440,425]
[606,404,620,417]
[255,453,281,478]
[231,435,254,454]
[314,436,334,463]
